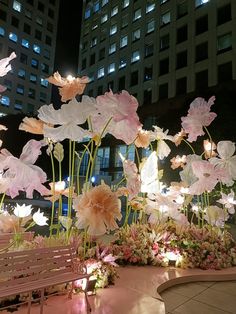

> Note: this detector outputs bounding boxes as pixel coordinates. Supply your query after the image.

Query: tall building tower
[78,0,236,123]
[0,0,60,115]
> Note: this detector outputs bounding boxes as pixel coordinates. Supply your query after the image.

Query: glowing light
[54,180,66,192]
[165,251,178,261]
[66,75,75,82]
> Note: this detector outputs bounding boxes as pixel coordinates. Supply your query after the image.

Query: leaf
[53,142,64,162]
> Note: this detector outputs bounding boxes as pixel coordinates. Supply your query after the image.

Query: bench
[0,244,91,313]
[0,232,34,250]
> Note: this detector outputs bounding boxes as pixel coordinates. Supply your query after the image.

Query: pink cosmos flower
[91,90,141,145]
[189,160,229,195]
[0,52,16,93]
[122,157,141,200]
[0,140,49,198]
[181,96,217,142]
[217,190,236,214]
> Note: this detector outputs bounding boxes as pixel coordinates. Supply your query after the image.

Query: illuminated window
[13,0,21,12]
[146,3,155,13]
[31,58,38,68]
[123,0,129,8]
[131,50,140,63]
[33,44,40,54]
[101,14,108,23]
[18,69,26,79]
[132,29,141,41]
[85,8,91,19]
[120,35,128,48]
[94,1,100,13]
[147,20,155,33]
[109,43,116,54]
[119,58,127,69]
[161,11,170,25]
[16,84,24,95]
[22,39,30,48]
[30,74,37,83]
[15,100,23,110]
[108,63,115,74]
[90,37,97,47]
[111,6,118,17]
[0,27,5,37]
[0,96,10,106]
[110,24,117,35]
[133,8,141,21]
[217,33,232,52]
[195,0,209,8]
[102,0,108,7]
[40,78,48,87]
[36,16,43,25]
[9,32,18,42]
[115,145,135,166]
[98,67,105,78]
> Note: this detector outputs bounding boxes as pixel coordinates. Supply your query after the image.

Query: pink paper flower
[0,140,49,198]
[122,157,141,200]
[0,52,16,93]
[181,96,217,142]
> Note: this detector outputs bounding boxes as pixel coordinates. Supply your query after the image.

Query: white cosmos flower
[217,190,236,214]
[14,203,32,218]
[150,126,174,160]
[33,209,48,226]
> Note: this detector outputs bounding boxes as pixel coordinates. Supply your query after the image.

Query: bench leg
[27,291,32,314]
[84,290,91,313]
[68,281,75,299]
[40,288,45,314]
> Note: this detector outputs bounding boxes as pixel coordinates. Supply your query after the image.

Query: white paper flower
[217,190,236,214]
[150,126,174,160]
[33,209,48,226]
[13,203,32,218]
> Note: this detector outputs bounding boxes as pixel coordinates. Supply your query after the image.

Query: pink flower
[189,160,229,195]
[0,52,16,93]
[181,96,217,142]
[92,90,141,145]
[0,140,49,198]
[122,157,141,200]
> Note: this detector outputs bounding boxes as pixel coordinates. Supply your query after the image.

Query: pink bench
[0,244,91,313]
[0,232,34,249]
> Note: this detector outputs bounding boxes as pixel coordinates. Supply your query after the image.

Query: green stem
[49,151,56,237]
[182,139,195,154]
[67,140,75,219]
[0,193,5,210]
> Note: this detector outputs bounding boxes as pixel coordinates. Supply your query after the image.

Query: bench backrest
[0,244,77,289]
[0,232,34,248]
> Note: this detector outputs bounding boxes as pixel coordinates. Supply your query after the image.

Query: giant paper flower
[150,126,174,160]
[0,140,49,198]
[91,90,141,145]
[217,190,236,214]
[204,206,228,228]
[0,52,16,93]
[121,156,141,200]
[134,128,151,148]
[179,154,202,185]
[181,96,217,142]
[33,209,48,226]
[74,182,122,236]
[19,117,46,135]
[38,96,96,141]
[14,203,32,218]
[47,71,90,102]
[210,141,236,186]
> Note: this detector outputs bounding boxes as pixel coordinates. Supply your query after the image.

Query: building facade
[0,0,60,115]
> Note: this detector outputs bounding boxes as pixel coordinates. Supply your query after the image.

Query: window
[159,58,169,76]
[97,147,110,168]
[195,42,208,62]
[85,8,91,19]
[111,6,118,17]
[38,1,44,12]
[177,25,187,43]
[9,32,17,42]
[36,16,43,25]
[97,85,103,95]
[217,33,232,53]
[45,35,52,46]
[176,77,187,95]
[115,145,135,166]
[161,11,170,26]
[0,96,10,106]
[90,53,95,65]
[177,1,188,18]
[133,8,141,21]
[99,48,105,60]
[0,9,7,21]
[108,63,115,74]
[146,19,155,33]
[195,0,209,8]
[47,22,53,32]
[121,15,128,28]
[120,35,128,48]
[195,15,208,35]
[110,24,117,35]
[48,8,54,19]
[160,34,169,50]
[101,14,108,23]
[130,70,139,86]
[92,23,98,30]
[3,79,12,91]
[102,0,108,7]
[41,63,49,73]
[18,69,26,79]
[15,100,23,110]
[0,27,5,36]
[30,74,37,83]
[40,78,48,87]
[132,29,141,42]
[90,37,97,48]
[159,83,168,99]
[13,0,21,12]
[195,69,208,90]
[217,4,231,26]
[144,65,153,81]
[20,53,27,64]
[143,89,152,105]
[98,67,105,78]
[160,0,168,3]
[123,0,129,8]
[131,51,140,63]
[119,58,127,69]
[107,81,114,90]
[33,44,40,54]
[118,76,126,90]
[146,3,155,13]
[11,16,19,27]
[218,62,232,83]
[145,43,154,57]
[25,9,32,19]
[24,23,31,34]
[21,39,30,48]
[109,43,116,54]
[35,30,42,40]
[176,50,187,69]
[28,88,35,98]
[16,84,24,95]
[31,58,38,68]
[27,103,34,114]
[44,49,50,59]
[81,58,86,70]
[94,1,100,13]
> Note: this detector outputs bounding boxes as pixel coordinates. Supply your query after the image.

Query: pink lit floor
[3,266,236,314]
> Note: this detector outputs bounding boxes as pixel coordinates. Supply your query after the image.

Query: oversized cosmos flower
[217,190,236,214]
[150,126,174,160]
[19,117,47,135]
[204,206,228,228]
[33,209,48,226]
[134,128,151,148]
[121,156,141,200]
[0,52,16,93]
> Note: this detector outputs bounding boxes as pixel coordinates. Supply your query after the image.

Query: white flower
[150,126,174,160]
[204,205,228,227]
[59,216,72,230]
[217,190,236,214]
[33,209,48,226]
[210,141,236,186]
[14,203,32,218]
[179,154,202,185]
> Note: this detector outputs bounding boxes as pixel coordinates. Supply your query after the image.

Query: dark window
[0,43,3,53]
[143,89,152,105]
[45,35,52,46]
[159,83,168,99]
[27,0,34,5]
[118,76,126,90]
[0,9,6,21]
[176,77,187,95]
[195,42,208,62]
[218,62,232,83]
[20,53,28,64]
[144,43,154,58]
[35,29,42,40]
[90,53,95,65]
[28,88,35,99]
[195,70,208,90]
[16,84,24,95]
[177,1,187,19]
[159,58,169,75]
[217,33,232,54]
[38,2,44,12]
[3,79,12,91]
[11,16,19,27]
[130,70,139,86]
[40,92,46,102]
[176,50,187,69]
[23,23,31,34]
[160,34,169,50]
[47,22,53,32]
[217,4,231,26]
[99,47,105,60]
[49,0,55,4]
[144,65,153,81]
[27,103,34,114]
[97,85,103,95]
[107,81,114,90]
[48,8,54,19]
[81,58,86,70]
[177,25,187,43]
[195,15,208,35]
[41,63,49,73]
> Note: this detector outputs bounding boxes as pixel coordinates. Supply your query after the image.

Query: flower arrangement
[0,51,236,295]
